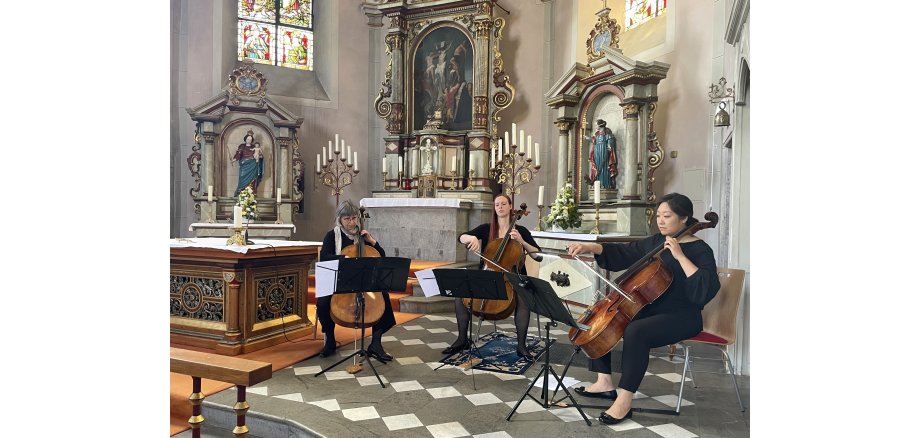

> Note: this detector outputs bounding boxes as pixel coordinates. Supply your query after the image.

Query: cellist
[566,193,720,425]
[317,200,396,362]
[444,194,543,359]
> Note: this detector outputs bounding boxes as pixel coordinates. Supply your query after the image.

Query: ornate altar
[372,0,513,198]
[545,6,670,235]
[186,60,305,239]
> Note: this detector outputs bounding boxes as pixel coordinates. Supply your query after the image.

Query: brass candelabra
[465,169,475,191]
[226,226,246,246]
[490,142,541,202]
[315,149,359,205]
[448,170,458,190]
[536,204,545,231]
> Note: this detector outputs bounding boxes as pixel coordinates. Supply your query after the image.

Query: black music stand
[314,257,410,388]
[505,274,592,425]
[431,268,507,387]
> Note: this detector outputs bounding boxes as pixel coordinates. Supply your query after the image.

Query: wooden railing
[170,348,272,437]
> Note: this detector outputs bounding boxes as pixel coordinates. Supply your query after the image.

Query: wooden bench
[170,347,273,437]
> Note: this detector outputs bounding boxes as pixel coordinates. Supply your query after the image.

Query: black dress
[588,234,720,392]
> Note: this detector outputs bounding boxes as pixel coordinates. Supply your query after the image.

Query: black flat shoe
[442,339,471,355]
[366,348,392,362]
[573,386,618,400]
[516,346,535,361]
[319,337,336,357]
[598,410,632,425]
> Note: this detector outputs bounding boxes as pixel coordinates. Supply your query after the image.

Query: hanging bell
[714,101,730,127]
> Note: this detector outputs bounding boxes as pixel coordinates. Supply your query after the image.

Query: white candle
[452,156,457,172]
[233,205,242,227]
[322,147,327,163]
[527,135,532,159]
[538,185,544,206]
[498,140,503,160]
[316,154,321,172]
[207,185,213,202]
[491,146,496,168]
[347,145,352,164]
[334,134,339,152]
[519,129,525,149]
[512,123,517,145]
[594,180,601,204]
[382,157,387,172]
[328,140,332,155]
[398,160,403,173]
[277,187,282,203]
[535,143,540,166]
[353,152,358,171]
[341,139,345,155]
[505,131,510,150]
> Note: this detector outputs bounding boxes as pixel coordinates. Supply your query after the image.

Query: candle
[538,185,544,206]
[505,131,510,150]
[498,140,503,160]
[527,135,532,159]
[322,147,327,163]
[519,129,525,150]
[353,152,358,171]
[347,145,352,164]
[512,123,517,145]
[594,180,601,204]
[316,154,321,172]
[341,139,345,155]
[207,185,213,202]
[334,134,339,152]
[491,146,496,168]
[382,157,387,172]
[398,160,403,173]
[535,143,540,166]
[277,187,282,203]
[233,205,242,228]
[452,156,457,172]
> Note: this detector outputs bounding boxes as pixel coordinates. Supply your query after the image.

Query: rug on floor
[439,330,554,374]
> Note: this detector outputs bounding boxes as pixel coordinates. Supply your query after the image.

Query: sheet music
[314,259,340,298]
[415,268,442,297]
[532,375,581,390]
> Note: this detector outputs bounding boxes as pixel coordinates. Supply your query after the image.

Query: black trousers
[588,308,702,393]
[316,291,396,337]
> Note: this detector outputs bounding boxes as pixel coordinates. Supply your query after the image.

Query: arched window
[625,0,666,30]
[238,0,314,71]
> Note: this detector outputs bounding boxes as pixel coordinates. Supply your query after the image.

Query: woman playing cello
[443,194,543,359]
[566,193,720,424]
[318,200,396,362]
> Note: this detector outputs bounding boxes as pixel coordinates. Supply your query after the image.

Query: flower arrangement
[543,183,582,230]
[237,186,258,221]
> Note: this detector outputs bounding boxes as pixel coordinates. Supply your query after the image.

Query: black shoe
[441,339,471,355]
[598,410,632,425]
[573,386,618,400]
[516,346,534,361]
[319,336,336,358]
[367,344,393,362]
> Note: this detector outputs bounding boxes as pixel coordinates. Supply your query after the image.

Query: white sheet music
[532,375,581,390]
[415,268,442,297]
[314,259,340,298]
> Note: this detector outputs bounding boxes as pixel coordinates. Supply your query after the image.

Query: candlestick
[382,170,388,191]
[226,226,246,246]
[536,204,545,231]
[466,169,475,191]
[591,203,601,234]
[448,169,458,190]
[489,137,541,202]
[317,142,361,205]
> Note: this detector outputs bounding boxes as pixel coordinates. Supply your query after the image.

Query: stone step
[399,295,457,314]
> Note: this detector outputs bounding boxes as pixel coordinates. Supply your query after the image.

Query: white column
[623,104,640,199]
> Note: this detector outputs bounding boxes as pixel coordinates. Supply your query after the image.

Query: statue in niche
[587,119,617,189]
[232,131,264,196]
[420,138,437,175]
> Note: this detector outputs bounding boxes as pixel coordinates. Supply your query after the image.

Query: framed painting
[412,26,474,132]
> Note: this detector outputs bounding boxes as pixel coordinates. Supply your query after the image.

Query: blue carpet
[440,331,554,374]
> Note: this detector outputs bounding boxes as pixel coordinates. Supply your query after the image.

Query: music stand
[505,274,592,425]
[431,268,507,388]
[314,257,410,388]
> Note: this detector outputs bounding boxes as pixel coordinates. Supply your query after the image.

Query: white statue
[420,138,438,175]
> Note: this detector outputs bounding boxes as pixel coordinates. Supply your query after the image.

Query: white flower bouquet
[542,183,582,230]
[237,186,259,221]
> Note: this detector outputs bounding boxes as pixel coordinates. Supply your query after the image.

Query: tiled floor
[201,312,750,437]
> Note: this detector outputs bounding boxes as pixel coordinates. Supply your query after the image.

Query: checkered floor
[199,313,750,437]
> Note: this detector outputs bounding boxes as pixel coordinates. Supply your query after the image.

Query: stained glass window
[625,0,666,30]
[238,0,314,71]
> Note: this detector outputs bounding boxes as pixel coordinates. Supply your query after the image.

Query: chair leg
[720,347,746,412]
[676,343,690,414]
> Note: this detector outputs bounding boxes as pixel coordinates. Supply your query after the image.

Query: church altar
[170,238,321,355]
[187,222,296,240]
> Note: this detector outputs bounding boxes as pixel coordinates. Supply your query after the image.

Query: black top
[320,228,387,262]
[459,223,541,275]
[596,234,720,313]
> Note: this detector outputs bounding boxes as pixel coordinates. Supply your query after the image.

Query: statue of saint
[588,119,617,189]
[232,131,264,196]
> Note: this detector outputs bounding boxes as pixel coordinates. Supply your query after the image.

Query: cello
[464,203,529,321]
[568,211,719,359]
[330,207,386,329]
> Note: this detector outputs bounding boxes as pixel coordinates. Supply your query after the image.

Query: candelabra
[382,170,388,191]
[448,170,458,190]
[535,204,545,231]
[490,142,541,202]
[465,169,476,191]
[590,203,601,234]
[316,149,359,205]
[226,226,246,246]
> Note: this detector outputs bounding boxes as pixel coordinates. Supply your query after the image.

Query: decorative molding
[490,17,514,139]
[227,60,268,108]
[725,0,750,45]
[621,103,639,118]
[473,96,488,129]
[586,8,621,63]
[645,102,663,203]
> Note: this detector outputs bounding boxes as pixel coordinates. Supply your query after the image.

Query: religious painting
[412,26,474,132]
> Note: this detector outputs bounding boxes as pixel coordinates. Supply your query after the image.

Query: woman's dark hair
[657,192,698,226]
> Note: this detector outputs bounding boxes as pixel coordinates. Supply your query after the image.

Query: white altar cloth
[530,230,630,241]
[360,198,462,208]
[169,238,322,254]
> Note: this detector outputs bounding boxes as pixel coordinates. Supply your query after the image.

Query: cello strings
[572,254,635,303]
